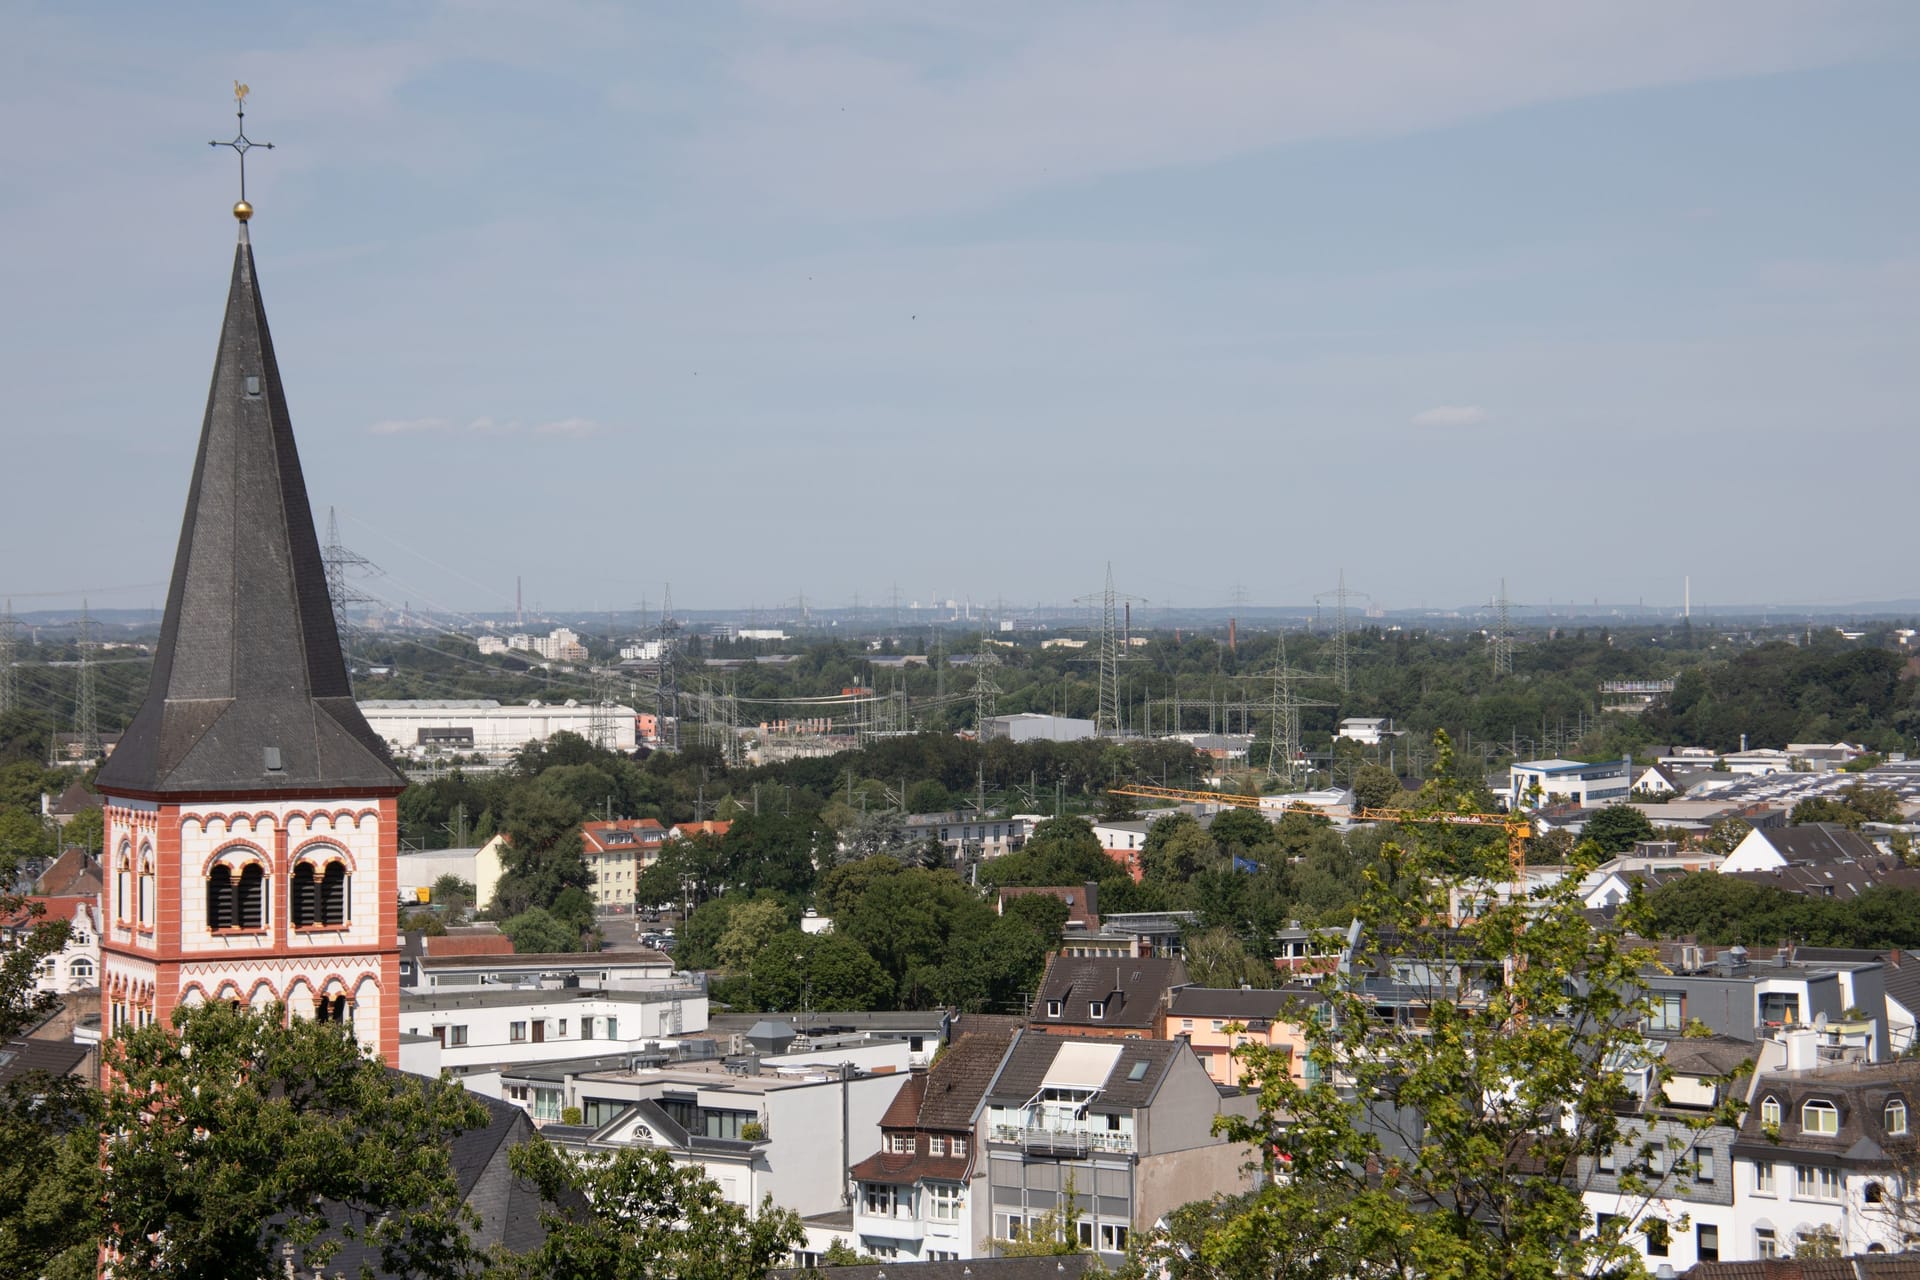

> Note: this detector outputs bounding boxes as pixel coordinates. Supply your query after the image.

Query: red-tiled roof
[878,1071,927,1129]
[848,1148,971,1186]
[422,933,516,957]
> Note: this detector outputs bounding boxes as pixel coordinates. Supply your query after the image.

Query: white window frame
[1803,1100,1839,1135]
[1887,1099,1909,1136]
[1754,1161,1775,1195]
[927,1182,962,1222]
[1089,1000,1106,1020]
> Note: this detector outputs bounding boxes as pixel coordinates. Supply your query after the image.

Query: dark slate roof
[1166,985,1328,1023]
[1760,824,1880,864]
[49,778,98,816]
[1033,955,1188,1030]
[770,1257,1103,1279]
[1731,856,1920,900]
[300,1090,554,1277]
[917,1029,1016,1131]
[0,1036,92,1087]
[1658,1035,1754,1080]
[97,224,402,799]
[984,1032,1185,1109]
[1883,962,1920,1022]
[1735,1060,1920,1167]
[1682,1253,1920,1280]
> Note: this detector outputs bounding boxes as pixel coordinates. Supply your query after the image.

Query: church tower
[95,195,406,1067]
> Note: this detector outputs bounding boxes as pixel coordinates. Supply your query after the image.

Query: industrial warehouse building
[359,699,638,759]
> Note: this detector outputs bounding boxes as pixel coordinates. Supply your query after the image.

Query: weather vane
[210,81,273,220]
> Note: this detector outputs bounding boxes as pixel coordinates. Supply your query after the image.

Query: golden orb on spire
[233,199,253,221]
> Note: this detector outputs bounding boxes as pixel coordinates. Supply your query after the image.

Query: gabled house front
[979,1031,1257,1265]
[849,1029,1015,1262]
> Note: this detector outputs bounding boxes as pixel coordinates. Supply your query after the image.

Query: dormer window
[1886,1100,1908,1136]
[1089,1000,1106,1020]
[1802,1100,1839,1135]
[1046,1000,1062,1018]
[1760,1096,1781,1128]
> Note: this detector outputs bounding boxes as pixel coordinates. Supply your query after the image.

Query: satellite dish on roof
[1814,1012,1828,1030]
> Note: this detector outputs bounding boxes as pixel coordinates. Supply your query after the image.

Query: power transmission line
[72,601,102,764]
[1074,564,1145,734]
[321,506,382,675]
[1315,568,1369,697]
[0,599,15,720]
[1235,633,1333,785]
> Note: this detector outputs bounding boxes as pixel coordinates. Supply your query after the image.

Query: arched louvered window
[292,862,318,927]
[320,861,348,926]
[236,864,265,930]
[207,865,236,930]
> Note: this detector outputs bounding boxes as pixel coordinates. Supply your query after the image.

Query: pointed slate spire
[98,223,404,797]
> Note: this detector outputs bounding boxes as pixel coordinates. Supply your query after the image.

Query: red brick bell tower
[94,197,407,1070]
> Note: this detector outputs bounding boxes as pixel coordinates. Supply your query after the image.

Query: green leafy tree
[1351,763,1404,812]
[935,893,1071,1013]
[1583,804,1657,855]
[75,1002,489,1280]
[497,1141,801,1280]
[1125,731,1679,1280]
[501,905,585,954]
[715,897,790,970]
[0,809,54,865]
[840,867,996,1006]
[1182,926,1270,989]
[491,788,589,918]
[722,812,832,897]
[57,805,103,855]
[431,874,477,920]
[1141,813,1220,886]
[0,833,88,1280]
[1702,816,1752,857]
[1206,807,1275,855]
[748,929,893,1012]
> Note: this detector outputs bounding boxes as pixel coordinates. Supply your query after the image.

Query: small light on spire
[211,81,273,220]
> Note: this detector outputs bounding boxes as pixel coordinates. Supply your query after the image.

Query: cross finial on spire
[210,81,273,220]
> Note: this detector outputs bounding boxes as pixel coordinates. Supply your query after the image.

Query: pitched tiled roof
[0,1036,92,1086]
[1033,956,1187,1030]
[1759,824,1880,863]
[1682,1254,1920,1280]
[877,1070,927,1129]
[1166,985,1327,1023]
[985,1032,1184,1109]
[917,1029,1016,1131]
[847,1146,970,1186]
[581,818,666,854]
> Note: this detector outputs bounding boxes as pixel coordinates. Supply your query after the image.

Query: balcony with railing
[989,1121,1136,1156]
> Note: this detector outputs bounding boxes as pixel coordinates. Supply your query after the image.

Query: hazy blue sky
[5,2,1918,618]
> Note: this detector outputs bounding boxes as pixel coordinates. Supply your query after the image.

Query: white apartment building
[398,986,708,1072]
[540,1060,910,1219]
